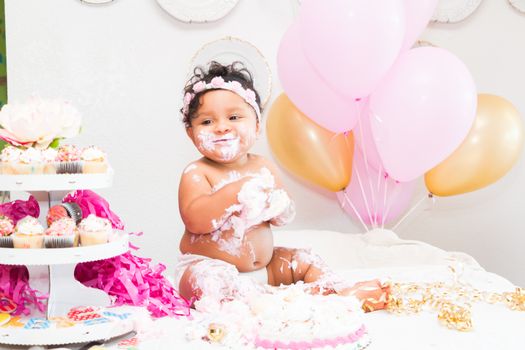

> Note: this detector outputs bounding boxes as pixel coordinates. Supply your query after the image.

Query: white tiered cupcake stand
[0,171,143,346]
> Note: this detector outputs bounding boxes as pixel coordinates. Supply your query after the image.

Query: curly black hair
[181,61,262,128]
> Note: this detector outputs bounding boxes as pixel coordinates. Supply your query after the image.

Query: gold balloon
[425,94,524,196]
[266,94,354,192]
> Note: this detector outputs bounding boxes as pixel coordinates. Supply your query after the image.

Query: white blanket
[11,230,523,350]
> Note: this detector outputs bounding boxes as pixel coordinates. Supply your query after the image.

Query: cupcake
[16,147,45,174]
[0,216,15,248]
[0,146,22,175]
[81,146,108,174]
[56,145,82,174]
[78,214,112,246]
[12,216,45,249]
[44,217,79,248]
[42,148,58,174]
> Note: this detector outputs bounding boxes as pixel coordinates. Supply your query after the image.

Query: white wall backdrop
[5,0,525,285]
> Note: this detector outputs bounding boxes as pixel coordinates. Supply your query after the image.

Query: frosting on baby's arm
[256,159,296,226]
[179,162,252,234]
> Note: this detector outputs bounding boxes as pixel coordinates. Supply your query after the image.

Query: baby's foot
[340,279,391,312]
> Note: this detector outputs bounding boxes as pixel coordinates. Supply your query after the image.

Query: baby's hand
[264,189,290,219]
[267,191,296,226]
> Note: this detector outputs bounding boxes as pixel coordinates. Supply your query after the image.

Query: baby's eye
[229,115,240,121]
[201,119,212,125]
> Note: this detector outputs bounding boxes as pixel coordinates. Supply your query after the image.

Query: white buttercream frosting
[19,147,44,164]
[15,216,44,235]
[41,148,58,162]
[78,214,112,233]
[81,146,106,161]
[0,146,22,162]
[209,167,294,256]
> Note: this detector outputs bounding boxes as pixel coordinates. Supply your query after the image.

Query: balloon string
[340,190,369,233]
[375,162,383,226]
[382,179,402,228]
[392,193,431,231]
[354,157,374,229]
[380,174,389,228]
[355,100,377,227]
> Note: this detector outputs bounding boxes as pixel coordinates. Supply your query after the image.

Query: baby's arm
[179,163,253,234]
[261,158,296,226]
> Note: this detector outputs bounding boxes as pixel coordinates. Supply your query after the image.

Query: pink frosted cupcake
[56,145,82,174]
[13,216,45,249]
[81,146,108,174]
[78,214,112,246]
[0,216,15,248]
[44,217,79,248]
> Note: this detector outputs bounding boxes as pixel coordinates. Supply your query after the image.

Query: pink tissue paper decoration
[75,245,191,318]
[0,265,48,316]
[0,196,40,224]
[63,190,124,230]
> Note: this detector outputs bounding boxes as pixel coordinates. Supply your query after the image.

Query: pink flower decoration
[192,81,206,93]
[210,76,225,88]
[230,81,244,95]
[0,196,40,225]
[183,92,194,104]
[63,190,124,230]
[245,89,256,104]
[75,251,191,318]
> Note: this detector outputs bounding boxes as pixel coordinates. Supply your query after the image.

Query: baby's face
[186,89,259,164]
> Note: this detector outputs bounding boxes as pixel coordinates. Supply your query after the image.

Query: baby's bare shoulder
[181,158,214,176]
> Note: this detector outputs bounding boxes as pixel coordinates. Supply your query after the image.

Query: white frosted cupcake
[0,216,15,248]
[13,216,45,249]
[81,146,108,174]
[15,147,45,174]
[42,148,58,174]
[0,146,22,175]
[78,214,112,246]
[44,217,79,248]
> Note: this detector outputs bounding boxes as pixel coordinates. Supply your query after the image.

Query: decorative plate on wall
[509,0,525,13]
[79,0,115,3]
[431,0,483,23]
[189,37,272,107]
[156,0,240,23]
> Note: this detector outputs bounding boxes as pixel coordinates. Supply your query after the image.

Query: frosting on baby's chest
[193,167,292,257]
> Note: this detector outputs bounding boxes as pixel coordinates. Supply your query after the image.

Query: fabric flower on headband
[182,77,261,120]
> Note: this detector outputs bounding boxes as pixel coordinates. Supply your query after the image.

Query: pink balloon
[401,0,439,51]
[336,150,416,227]
[299,0,406,99]
[369,47,477,182]
[277,22,358,133]
[353,99,383,171]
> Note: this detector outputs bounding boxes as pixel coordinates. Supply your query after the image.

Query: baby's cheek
[239,126,257,147]
[197,131,216,152]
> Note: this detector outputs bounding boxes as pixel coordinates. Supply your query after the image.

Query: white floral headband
[182,76,261,121]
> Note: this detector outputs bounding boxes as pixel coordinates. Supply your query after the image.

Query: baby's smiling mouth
[213,137,238,143]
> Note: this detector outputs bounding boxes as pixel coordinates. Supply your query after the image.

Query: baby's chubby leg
[266,247,390,312]
[266,247,327,286]
[178,258,241,310]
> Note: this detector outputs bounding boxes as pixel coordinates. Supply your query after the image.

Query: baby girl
[176,61,388,311]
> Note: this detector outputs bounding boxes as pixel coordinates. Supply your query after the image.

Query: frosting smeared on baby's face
[187,90,259,164]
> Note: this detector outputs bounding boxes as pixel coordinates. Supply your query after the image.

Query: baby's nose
[215,121,231,133]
